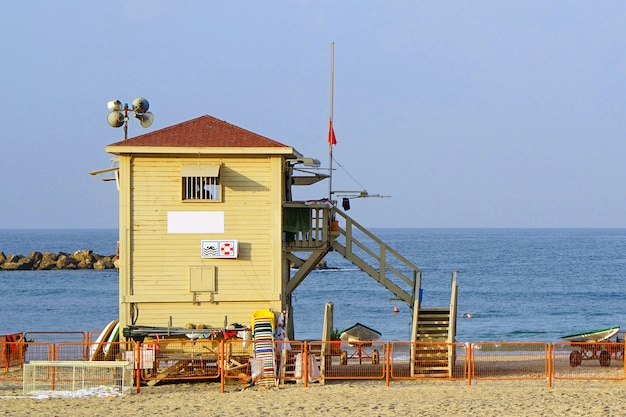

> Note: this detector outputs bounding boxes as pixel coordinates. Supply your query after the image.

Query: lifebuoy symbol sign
[220,242,234,256]
[201,240,238,258]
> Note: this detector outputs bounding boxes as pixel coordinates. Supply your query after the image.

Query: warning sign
[201,240,238,259]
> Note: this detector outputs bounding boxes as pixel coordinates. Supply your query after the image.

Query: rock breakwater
[0,250,118,271]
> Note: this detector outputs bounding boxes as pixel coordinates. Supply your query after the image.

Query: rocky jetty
[0,250,118,271]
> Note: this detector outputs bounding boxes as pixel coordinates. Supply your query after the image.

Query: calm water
[0,229,119,334]
[1,228,624,342]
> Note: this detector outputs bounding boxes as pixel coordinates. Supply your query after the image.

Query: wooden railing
[282,202,421,305]
[329,207,421,306]
[283,201,334,250]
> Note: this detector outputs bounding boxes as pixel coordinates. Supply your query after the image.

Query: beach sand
[2,379,625,416]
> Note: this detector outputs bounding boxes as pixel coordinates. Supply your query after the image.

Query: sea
[1,228,624,343]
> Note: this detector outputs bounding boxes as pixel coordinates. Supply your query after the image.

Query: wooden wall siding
[119,154,284,330]
[133,301,282,329]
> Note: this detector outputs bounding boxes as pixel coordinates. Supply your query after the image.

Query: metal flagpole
[328,41,335,201]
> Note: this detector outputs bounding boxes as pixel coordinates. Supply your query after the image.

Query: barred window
[181,164,221,201]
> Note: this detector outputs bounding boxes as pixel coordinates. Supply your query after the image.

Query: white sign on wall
[201,240,239,259]
[167,211,225,234]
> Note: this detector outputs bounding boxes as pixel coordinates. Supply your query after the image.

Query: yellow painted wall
[117,154,284,331]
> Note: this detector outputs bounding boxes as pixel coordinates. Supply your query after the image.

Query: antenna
[325,43,388,209]
[107,97,154,139]
[331,190,391,211]
[328,41,335,201]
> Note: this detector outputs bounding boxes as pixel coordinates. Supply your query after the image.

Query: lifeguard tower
[99,114,458,377]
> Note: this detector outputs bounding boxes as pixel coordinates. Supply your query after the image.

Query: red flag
[328,119,337,145]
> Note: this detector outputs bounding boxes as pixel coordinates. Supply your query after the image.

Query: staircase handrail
[331,207,421,305]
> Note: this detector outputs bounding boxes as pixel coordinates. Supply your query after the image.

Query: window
[182,176,220,200]
[181,164,221,201]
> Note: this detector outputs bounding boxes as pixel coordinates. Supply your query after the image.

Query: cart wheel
[340,350,348,366]
[372,349,379,365]
[569,350,583,367]
[599,350,611,367]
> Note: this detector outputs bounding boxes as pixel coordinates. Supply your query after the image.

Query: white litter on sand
[28,386,123,399]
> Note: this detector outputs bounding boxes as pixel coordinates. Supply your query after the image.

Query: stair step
[414,346,451,351]
[414,363,449,368]
[416,350,449,354]
[413,370,450,377]
[416,304,451,346]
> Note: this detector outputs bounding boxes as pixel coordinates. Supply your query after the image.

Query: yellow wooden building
[104,114,457,361]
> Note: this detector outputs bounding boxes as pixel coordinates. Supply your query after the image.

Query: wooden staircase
[412,308,454,377]
[283,203,458,376]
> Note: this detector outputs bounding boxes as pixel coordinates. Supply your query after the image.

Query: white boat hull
[561,326,620,342]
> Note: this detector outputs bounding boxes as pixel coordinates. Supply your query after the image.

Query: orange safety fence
[3,336,626,393]
[471,342,549,384]
[390,342,468,381]
[25,331,87,345]
[136,337,221,385]
[308,340,388,381]
[220,338,248,385]
[552,341,625,381]
[0,334,26,373]
[56,341,136,362]
[0,341,52,378]
[88,330,104,344]
[55,341,91,361]
[221,339,304,389]
[0,341,51,394]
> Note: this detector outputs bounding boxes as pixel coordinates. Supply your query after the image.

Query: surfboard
[102,322,120,360]
[90,320,119,361]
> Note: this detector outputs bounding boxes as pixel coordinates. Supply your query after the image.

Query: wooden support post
[448,271,459,377]
[320,302,334,385]
[410,271,422,377]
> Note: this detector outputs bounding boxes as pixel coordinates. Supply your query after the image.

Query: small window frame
[181,164,222,202]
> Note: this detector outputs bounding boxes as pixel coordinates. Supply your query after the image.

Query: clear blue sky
[2,1,626,229]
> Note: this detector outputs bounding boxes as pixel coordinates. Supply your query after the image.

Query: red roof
[107,115,290,148]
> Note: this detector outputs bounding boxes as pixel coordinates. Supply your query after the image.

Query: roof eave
[105,145,301,157]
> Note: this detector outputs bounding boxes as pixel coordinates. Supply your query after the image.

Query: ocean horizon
[1,228,624,342]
